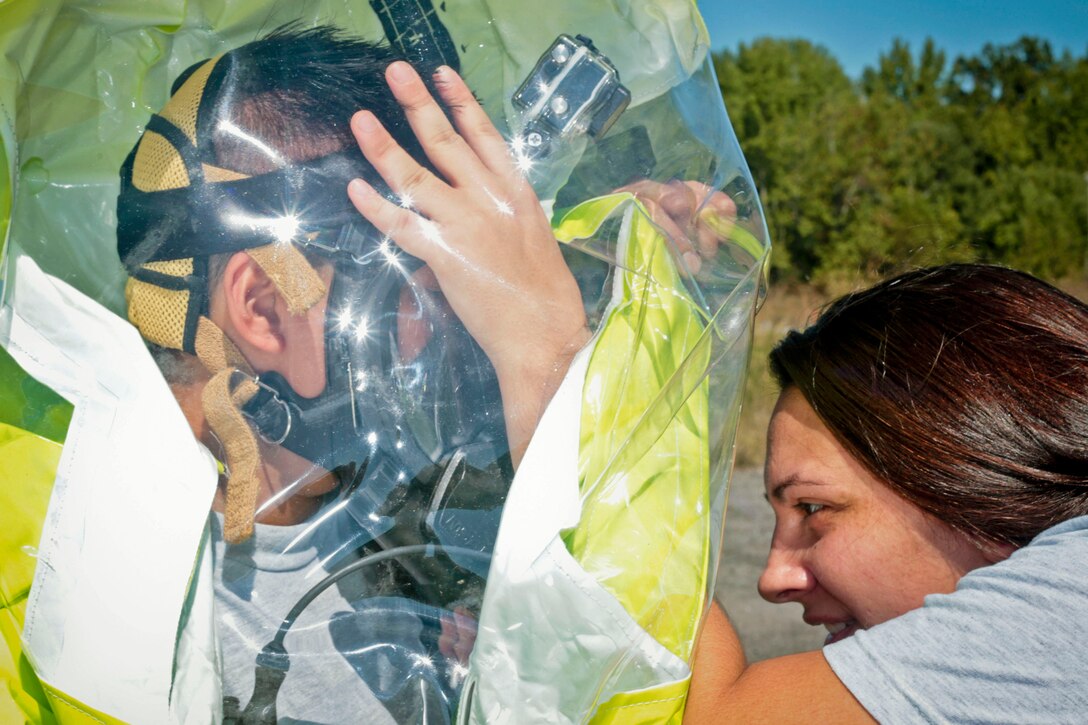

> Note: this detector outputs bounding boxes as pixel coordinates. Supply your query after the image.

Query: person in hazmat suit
[115,24,592,722]
[0,2,770,723]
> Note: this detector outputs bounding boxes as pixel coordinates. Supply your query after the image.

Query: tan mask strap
[204,368,261,544]
[246,243,327,315]
[194,316,262,543]
[194,316,253,376]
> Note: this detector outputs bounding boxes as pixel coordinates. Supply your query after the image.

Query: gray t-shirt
[210,512,457,724]
[825,515,1088,724]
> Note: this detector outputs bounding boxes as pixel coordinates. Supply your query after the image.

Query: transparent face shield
[241,225,508,492]
[0,3,769,724]
[214,229,509,722]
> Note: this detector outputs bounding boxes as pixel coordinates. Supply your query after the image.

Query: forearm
[687,602,747,714]
[684,602,874,723]
[497,325,590,466]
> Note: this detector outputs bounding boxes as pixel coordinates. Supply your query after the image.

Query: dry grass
[735,283,830,467]
[1059,277,1088,303]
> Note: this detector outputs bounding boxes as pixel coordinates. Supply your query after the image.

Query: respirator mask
[241,216,510,513]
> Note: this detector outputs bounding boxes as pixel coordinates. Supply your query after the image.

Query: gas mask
[241,217,511,533]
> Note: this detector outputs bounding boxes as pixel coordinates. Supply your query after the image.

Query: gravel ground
[713,467,826,662]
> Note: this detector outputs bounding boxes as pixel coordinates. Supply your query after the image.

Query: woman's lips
[823,620,860,645]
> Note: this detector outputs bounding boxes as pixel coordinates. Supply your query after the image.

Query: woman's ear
[212,252,285,362]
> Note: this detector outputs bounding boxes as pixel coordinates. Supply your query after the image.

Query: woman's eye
[798,502,825,516]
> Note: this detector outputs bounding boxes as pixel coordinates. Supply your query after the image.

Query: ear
[213,252,286,365]
[209,251,332,398]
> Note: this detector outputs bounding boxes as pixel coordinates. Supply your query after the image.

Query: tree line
[714,36,1088,284]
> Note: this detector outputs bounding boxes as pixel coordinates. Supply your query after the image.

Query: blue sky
[697,0,1088,78]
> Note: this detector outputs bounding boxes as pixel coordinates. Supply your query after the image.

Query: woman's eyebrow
[766,474,828,503]
[766,476,799,503]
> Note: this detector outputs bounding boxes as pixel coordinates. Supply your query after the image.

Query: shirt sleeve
[823,518,1088,724]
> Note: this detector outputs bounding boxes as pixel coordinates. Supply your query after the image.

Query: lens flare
[378,237,402,267]
[224,211,301,243]
[336,306,354,332]
[486,190,515,217]
[353,315,370,342]
[508,137,536,175]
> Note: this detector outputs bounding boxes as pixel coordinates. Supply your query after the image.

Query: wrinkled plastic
[0,2,770,723]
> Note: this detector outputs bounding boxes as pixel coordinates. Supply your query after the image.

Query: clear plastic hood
[0,2,769,723]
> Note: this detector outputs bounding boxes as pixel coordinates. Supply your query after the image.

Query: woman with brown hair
[687,263,1088,723]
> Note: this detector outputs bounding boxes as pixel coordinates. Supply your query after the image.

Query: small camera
[512,34,631,158]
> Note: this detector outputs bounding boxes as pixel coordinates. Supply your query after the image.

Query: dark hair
[204,23,427,173]
[770,263,1088,547]
[133,24,432,370]
[118,23,438,268]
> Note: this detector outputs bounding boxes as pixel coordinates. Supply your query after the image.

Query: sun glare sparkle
[336,307,354,331]
[486,190,514,217]
[515,152,535,175]
[353,315,370,342]
[416,217,445,247]
[409,651,435,670]
[378,237,401,266]
[217,120,284,165]
[224,212,301,243]
[449,660,470,685]
[270,214,301,243]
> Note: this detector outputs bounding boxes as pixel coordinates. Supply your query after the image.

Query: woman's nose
[757,540,815,603]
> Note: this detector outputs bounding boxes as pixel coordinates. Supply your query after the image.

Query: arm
[685,603,875,723]
[347,62,590,465]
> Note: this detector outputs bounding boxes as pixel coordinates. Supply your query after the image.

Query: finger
[431,65,521,182]
[455,634,473,663]
[438,617,456,658]
[639,197,703,274]
[683,180,719,204]
[625,179,699,243]
[454,608,478,635]
[693,183,738,220]
[453,608,477,661]
[695,220,723,262]
[347,177,451,267]
[640,197,693,258]
[659,180,698,226]
[351,110,448,218]
[694,188,737,260]
[384,61,489,186]
[616,179,664,201]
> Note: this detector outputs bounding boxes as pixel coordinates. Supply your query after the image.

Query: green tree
[716,34,1088,283]
[949,37,1088,276]
[824,38,974,281]
[714,38,855,281]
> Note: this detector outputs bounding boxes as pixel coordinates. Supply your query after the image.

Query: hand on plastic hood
[348,61,591,463]
[620,180,737,274]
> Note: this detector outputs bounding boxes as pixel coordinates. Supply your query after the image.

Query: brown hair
[770,263,1088,547]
